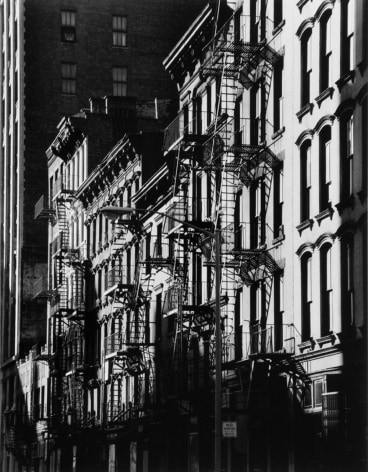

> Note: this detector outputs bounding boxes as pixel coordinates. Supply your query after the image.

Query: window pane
[325,141,331,183]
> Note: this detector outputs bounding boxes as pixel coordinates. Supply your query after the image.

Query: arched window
[301,29,312,106]
[300,140,311,221]
[320,10,332,92]
[320,243,332,336]
[301,252,312,341]
[319,126,331,211]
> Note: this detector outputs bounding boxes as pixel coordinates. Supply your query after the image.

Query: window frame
[320,11,332,92]
[320,243,333,336]
[112,15,127,47]
[300,140,312,222]
[61,62,77,95]
[112,66,127,97]
[319,127,332,212]
[301,29,312,106]
[61,10,76,43]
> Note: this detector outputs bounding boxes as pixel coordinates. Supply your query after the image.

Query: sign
[222,421,237,438]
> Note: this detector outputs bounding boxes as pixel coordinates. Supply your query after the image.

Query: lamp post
[101,206,222,472]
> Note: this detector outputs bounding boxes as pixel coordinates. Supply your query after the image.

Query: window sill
[336,70,355,91]
[272,19,285,36]
[315,87,334,107]
[296,103,314,122]
[271,126,285,140]
[316,333,337,347]
[296,219,314,233]
[298,338,316,353]
[315,206,334,224]
[272,234,285,245]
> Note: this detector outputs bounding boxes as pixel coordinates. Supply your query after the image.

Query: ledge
[271,126,285,140]
[296,103,314,122]
[315,206,334,224]
[336,70,355,91]
[298,338,316,353]
[315,87,334,107]
[272,19,285,36]
[316,333,337,347]
[272,233,285,245]
[296,219,314,233]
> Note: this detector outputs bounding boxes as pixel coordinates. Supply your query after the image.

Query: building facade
[3,0,367,471]
[0,0,208,470]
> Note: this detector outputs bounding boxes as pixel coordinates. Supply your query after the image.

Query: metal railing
[104,322,155,355]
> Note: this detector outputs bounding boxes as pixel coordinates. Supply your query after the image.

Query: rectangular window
[320,13,332,91]
[112,15,127,47]
[342,0,355,74]
[112,67,127,96]
[61,10,76,42]
[301,143,311,221]
[274,0,283,27]
[274,59,283,132]
[61,62,76,94]
[301,31,312,106]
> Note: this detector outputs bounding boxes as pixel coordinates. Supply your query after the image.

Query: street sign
[222,421,237,438]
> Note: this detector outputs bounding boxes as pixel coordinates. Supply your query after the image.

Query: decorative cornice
[334,98,356,119]
[313,114,335,134]
[296,242,315,258]
[295,129,314,147]
[315,232,336,249]
[314,0,335,22]
[296,17,315,38]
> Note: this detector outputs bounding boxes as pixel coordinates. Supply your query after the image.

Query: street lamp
[101,205,223,472]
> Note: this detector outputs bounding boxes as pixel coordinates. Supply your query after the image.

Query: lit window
[320,11,332,91]
[301,29,312,106]
[300,140,311,221]
[61,10,76,42]
[112,67,127,96]
[112,15,127,47]
[61,62,76,94]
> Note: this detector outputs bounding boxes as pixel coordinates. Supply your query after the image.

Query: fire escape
[101,215,157,431]
[35,121,88,433]
[163,9,309,430]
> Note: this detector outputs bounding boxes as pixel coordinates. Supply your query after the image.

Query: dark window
[193,94,202,134]
[145,232,151,274]
[273,165,283,236]
[340,113,354,201]
[274,0,283,27]
[274,58,283,132]
[341,236,354,330]
[61,10,76,42]
[319,126,331,211]
[301,29,312,106]
[341,0,355,75]
[320,244,332,336]
[61,62,76,94]
[274,272,284,351]
[112,15,127,47]
[251,82,265,144]
[156,223,162,257]
[206,84,212,126]
[112,67,127,96]
[252,0,266,41]
[320,11,332,91]
[250,178,266,247]
[301,252,312,341]
[300,140,311,221]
